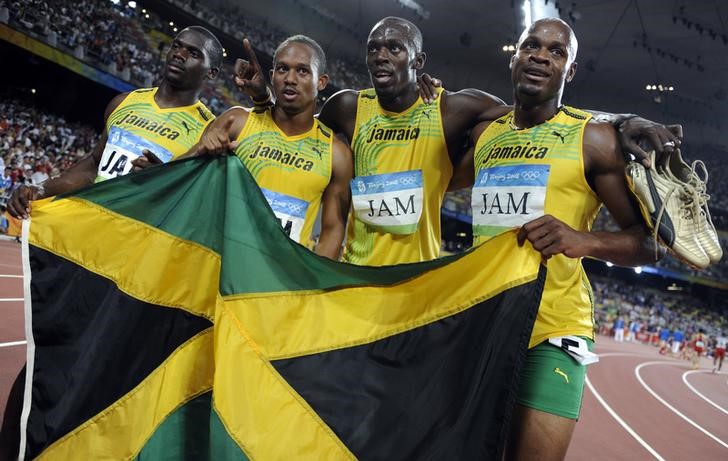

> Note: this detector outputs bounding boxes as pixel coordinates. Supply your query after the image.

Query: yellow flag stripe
[214,304,355,460]
[226,231,541,360]
[38,329,214,460]
[29,197,220,320]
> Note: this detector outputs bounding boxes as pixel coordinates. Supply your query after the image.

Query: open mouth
[523,67,549,81]
[372,70,394,85]
[281,88,298,100]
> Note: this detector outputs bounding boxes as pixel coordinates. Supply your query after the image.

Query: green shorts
[516,338,593,420]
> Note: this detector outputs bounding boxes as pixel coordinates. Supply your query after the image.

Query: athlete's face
[366,22,424,99]
[164,30,217,90]
[510,22,576,103]
[270,42,328,115]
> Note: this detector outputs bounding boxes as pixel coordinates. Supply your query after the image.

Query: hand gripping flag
[19,156,545,460]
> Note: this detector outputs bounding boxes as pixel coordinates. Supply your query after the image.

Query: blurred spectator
[592,277,727,354]
[0,98,98,205]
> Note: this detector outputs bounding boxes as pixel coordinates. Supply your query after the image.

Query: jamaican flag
[19,156,544,460]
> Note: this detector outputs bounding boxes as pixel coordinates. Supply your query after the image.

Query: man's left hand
[617,118,683,168]
[131,150,163,172]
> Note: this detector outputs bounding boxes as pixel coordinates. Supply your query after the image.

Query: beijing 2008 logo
[357,180,366,193]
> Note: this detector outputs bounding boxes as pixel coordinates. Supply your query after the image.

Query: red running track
[0,239,726,459]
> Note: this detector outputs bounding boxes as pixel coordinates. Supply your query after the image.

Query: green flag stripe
[61,156,459,295]
[134,392,249,461]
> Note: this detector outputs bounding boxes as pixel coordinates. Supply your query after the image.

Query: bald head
[370,16,423,54]
[518,18,578,64]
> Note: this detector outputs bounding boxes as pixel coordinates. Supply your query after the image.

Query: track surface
[0,240,725,459]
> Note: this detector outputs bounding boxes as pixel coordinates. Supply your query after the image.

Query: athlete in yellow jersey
[450,18,657,461]
[304,16,676,267]
[191,36,352,260]
[471,106,600,348]
[1,26,223,459]
[97,86,213,182]
[8,26,222,218]
[343,87,450,265]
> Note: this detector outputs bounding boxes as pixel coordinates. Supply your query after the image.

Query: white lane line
[0,298,23,302]
[599,352,659,359]
[585,376,666,460]
[0,340,26,348]
[636,362,728,449]
[683,371,728,416]
[0,274,23,278]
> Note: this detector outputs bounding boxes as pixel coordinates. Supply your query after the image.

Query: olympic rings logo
[399,175,418,185]
[521,171,541,180]
[288,204,304,214]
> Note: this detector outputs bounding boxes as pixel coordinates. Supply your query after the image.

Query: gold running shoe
[626,151,710,269]
[663,149,723,264]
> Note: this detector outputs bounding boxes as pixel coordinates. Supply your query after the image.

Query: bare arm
[317,89,359,143]
[439,89,506,163]
[315,134,353,260]
[586,111,683,167]
[180,106,250,158]
[7,92,128,218]
[448,120,490,191]
[518,122,657,266]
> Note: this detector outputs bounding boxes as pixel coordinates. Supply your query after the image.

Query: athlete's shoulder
[561,105,591,121]
[194,101,215,123]
[314,118,334,139]
[104,91,133,122]
[318,89,359,135]
[441,88,506,115]
[327,88,362,106]
[124,87,155,101]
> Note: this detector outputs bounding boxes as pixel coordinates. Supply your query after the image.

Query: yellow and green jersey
[98,87,214,182]
[472,106,601,348]
[233,108,333,247]
[344,87,451,266]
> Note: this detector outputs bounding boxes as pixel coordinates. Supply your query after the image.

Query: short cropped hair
[183,26,223,69]
[274,35,327,75]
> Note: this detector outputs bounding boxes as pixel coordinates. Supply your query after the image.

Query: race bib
[96,127,174,182]
[351,170,423,235]
[548,336,599,366]
[472,164,549,237]
[695,340,705,348]
[261,188,309,243]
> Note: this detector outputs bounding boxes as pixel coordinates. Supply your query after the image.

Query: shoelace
[650,162,703,262]
[667,159,719,238]
[687,160,718,233]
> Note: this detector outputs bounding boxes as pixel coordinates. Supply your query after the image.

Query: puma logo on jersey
[552,131,566,143]
[181,121,192,135]
[554,368,569,383]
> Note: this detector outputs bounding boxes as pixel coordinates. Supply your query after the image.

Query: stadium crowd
[2,0,369,102]
[0,99,97,205]
[592,277,727,365]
